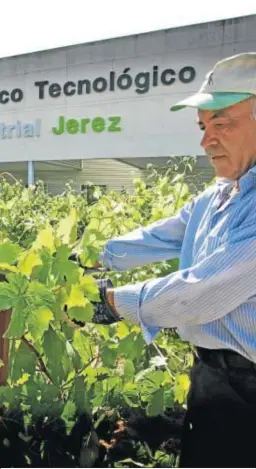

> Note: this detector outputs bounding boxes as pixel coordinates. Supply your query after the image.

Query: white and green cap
[170,52,256,112]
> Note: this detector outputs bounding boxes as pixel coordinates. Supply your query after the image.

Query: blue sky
[1,0,256,58]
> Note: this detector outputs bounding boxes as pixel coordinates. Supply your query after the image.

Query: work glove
[91,278,123,325]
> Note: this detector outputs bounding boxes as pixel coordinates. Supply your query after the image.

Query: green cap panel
[170,92,254,111]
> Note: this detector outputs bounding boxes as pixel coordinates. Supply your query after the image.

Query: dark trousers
[179,347,256,468]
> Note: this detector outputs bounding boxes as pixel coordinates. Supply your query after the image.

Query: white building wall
[0,14,255,163]
[0,14,254,191]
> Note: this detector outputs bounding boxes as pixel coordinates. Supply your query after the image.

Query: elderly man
[90,52,256,467]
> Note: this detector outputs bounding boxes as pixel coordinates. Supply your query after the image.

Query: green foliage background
[0,158,211,467]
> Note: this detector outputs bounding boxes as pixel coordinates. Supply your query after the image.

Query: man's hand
[91,278,122,325]
[68,253,121,325]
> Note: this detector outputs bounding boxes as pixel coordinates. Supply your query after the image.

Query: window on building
[81,184,107,203]
[25,182,48,192]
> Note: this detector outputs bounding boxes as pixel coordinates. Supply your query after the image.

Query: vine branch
[21,336,54,384]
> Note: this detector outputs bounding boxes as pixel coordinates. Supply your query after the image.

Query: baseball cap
[170,52,256,112]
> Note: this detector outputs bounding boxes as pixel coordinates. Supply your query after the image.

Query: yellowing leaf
[57,208,78,245]
[66,284,86,309]
[16,372,30,386]
[33,227,55,254]
[80,276,100,302]
[28,306,54,341]
[18,251,42,276]
[116,322,130,339]
[174,373,190,404]
[0,263,17,273]
[37,306,54,325]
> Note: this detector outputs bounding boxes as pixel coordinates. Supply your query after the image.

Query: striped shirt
[99,166,256,363]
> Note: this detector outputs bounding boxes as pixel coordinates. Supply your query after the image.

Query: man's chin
[214,169,236,180]
[210,158,231,178]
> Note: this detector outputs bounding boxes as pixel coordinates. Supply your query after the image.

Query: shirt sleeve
[98,200,194,271]
[113,221,256,343]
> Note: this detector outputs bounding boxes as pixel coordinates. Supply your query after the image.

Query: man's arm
[98,200,194,271]
[109,221,256,341]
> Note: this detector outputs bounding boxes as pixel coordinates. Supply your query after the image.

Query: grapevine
[0,157,210,467]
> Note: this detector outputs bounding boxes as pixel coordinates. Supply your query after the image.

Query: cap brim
[170,92,254,111]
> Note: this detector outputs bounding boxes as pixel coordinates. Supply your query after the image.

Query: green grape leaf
[102,376,121,394]
[117,332,139,359]
[7,272,29,291]
[92,381,105,408]
[72,330,91,363]
[80,276,100,302]
[56,208,78,245]
[4,299,28,338]
[0,283,17,310]
[51,289,67,320]
[81,229,100,247]
[8,340,37,383]
[43,327,67,385]
[65,340,81,371]
[123,359,135,381]
[61,399,76,426]
[79,246,100,268]
[68,302,94,323]
[101,346,117,368]
[85,217,112,240]
[135,370,165,397]
[146,387,164,416]
[27,281,55,308]
[123,382,140,407]
[31,248,53,284]
[73,375,90,414]
[28,380,62,417]
[52,246,80,284]
[0,242,22,264]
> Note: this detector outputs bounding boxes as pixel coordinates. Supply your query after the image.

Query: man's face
[197,98,256,179]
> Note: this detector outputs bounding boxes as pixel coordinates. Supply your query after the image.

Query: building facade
[0,14,256,193]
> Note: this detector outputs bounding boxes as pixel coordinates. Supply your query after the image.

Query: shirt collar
[216,164,256,193]
[237,164,256,193]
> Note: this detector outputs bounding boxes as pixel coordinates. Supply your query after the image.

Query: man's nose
[200,129,219,149]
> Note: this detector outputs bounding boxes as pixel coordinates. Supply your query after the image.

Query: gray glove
[91,278,123,325]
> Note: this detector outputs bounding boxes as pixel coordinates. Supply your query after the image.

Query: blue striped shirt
[100,166,256,362]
